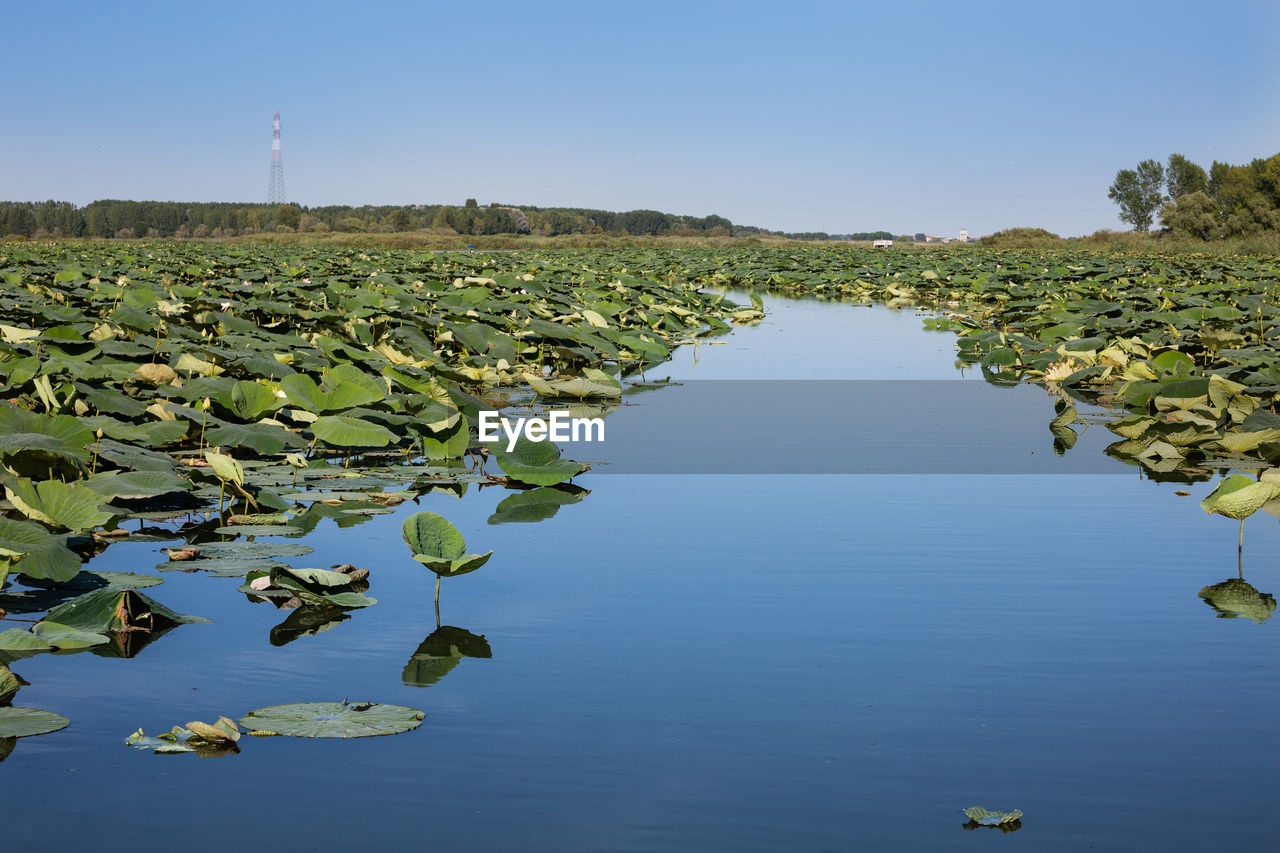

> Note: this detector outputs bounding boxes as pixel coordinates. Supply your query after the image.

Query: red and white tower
[267,111,285,204]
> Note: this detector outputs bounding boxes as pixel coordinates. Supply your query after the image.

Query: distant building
[873,239,893,248]
[958,229,968,242]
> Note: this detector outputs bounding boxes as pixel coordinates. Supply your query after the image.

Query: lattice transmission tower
[267,111,285,204]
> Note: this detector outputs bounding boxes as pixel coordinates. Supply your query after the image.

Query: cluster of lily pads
[126,700,426,756]
[0,244,745,591]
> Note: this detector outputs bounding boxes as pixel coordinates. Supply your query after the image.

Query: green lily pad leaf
[0,663,22,706]
[30,621,109,649]
[489,436,586,486]
[1150,350,1194,374]
[401,511,492,577]
[5,478,114,532]
[310,415,396,448]
[1049,398,1078,428]
[1201,475,1279,520]
[487,486,586,524]
[205,422,303,455]
[158,558,289,577]
[281,374,384,414]
[963,806,1023,826]
[211,525,304,537]
[84,470,191,501]
[0,706,69,738]
[229,380,282,420]
[0,517,81,582]
[203,450,244,485]
[0,629,51,651]
[523,369,622,400]
[189,541,314,559]
[238,701,424,738]
[82,571,164,589]
[42,587,210,633]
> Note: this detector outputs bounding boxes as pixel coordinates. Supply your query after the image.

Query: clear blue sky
[5,0,1277,236]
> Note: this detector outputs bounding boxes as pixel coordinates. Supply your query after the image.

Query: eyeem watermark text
[478,411,605,451]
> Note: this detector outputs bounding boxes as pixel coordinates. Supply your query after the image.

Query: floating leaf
[238,701,424,738]
[963,806,1023,826]
[0,707,69,738]
[42,587,210,633]
[489,436,586,486]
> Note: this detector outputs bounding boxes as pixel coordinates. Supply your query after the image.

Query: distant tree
[1108,159,1166,231]
[914,233,926,243]
[1166,154,1208,200]
[464,198,478,209]
[385,209,413,231]
[1160,191,1219,240]
[275,203,301,230]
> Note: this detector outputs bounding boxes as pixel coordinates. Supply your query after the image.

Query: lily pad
[489,436,587,486]
[43,587,210,633]
[238,701,424,738]
[1201,475,1279,520]
[401,512,491,577]
[0,706,70,738]
[963,806,1023,826]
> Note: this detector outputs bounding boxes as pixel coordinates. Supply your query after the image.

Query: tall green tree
[1108,159,1166,231]
[1166,153,1208,200]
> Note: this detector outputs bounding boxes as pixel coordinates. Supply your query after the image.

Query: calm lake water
[3,294,1277,852]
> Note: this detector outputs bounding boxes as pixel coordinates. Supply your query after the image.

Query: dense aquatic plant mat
[0,243,741,583]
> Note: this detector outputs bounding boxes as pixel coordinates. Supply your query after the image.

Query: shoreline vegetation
[2,229,1278,255]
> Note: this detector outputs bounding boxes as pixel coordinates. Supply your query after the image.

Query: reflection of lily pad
[487,486,586,525]
[0,706,70,738]
[269,606,353,646]
[238,701,424,738]
[403,625,493,687]
[1198,578,1276,622]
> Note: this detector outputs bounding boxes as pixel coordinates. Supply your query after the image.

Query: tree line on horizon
[0,198,768,241]
[1108,151,1280,239]
[0,197,918,244]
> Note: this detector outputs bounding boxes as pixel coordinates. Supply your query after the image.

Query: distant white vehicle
[872,239,893,248]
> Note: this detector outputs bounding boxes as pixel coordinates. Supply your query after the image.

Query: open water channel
[2,293,1277,852]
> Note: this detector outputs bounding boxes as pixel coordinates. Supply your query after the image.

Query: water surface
[3,294,1276,852]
